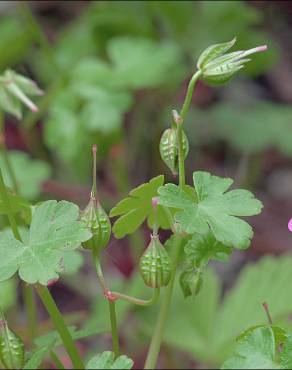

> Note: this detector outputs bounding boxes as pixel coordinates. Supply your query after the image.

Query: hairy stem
[36,286,85,369]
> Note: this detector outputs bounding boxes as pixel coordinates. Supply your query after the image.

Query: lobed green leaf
[110,175,165,238]
[86,351,133,370]
[158,171,263,249]
[0,200,91,285]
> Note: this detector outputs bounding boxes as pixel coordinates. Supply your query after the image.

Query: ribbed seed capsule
[139,235,172,288]
[159,128,189,175]
[81,199,111,251]
[0,321,24,369]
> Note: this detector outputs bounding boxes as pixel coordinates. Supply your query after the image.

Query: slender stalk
[36,286,85,369]
[92,247,120,357]
[144,70,201,369]
[23,284,38,342]
[111,289,160,307]
[2,149,19,194]
[0,167,21,241]
[93,247,160,306]
[50,351,65,369]
[176,122,186,187]
[108,301,120,359]
[0,111,19,194]
[179,70,202,122]
[144,235,182,369]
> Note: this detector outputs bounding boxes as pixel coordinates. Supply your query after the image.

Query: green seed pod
[81,199,111,251]
[0,320,24,369]
[159,128,189,175]
[139,235,172,288]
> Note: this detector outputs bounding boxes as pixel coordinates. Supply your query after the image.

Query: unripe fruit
[159,128,189,175]
[139,235,172,288]
[0,321,24,369]
[81,198,111,251]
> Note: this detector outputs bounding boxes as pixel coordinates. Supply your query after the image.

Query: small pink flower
[288,218,292,232]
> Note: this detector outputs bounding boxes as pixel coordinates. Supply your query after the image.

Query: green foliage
[0,151,51,201]
[0,279,16,312]
[106,37,184,89]
[110,175,169,238]
[0,187,31,223]
[43,35,184,171]
[0,321,24,370]
[86,351,133,370]
[0,17,35,71]
[138,256,292,366]
[158,171,262,249]
[0,200,91,285]
[23,340,56,370]
[185,231,231,267]
[85,1,275,76]
[192,101,292,157]
[222,327,292,369]
[179,231,231,298]
[61,251,83,276]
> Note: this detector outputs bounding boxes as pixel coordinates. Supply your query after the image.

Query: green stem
[176,123,186,187]
[92,248,120,357]
[50,351,65,369]
[144,235,182,369]
[0,166,21,240]
[36,286,85,370]
[108,301,120,359]
[92,248,160,307]
[0,111,19,194]
[2,148,19,194]
[144,70,201,369]
[23,284,38,342]
[179,70,202,122]
[111,289,160,307]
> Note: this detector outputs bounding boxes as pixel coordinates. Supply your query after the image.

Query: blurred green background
[2,1,292,368]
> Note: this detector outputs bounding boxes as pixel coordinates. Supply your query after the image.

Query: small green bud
[0,320,24,369]
[197,38,267,85]
[81,144,111,250]
[139,235,172,288]
[159,128,189,175]
[81,198,111,250]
